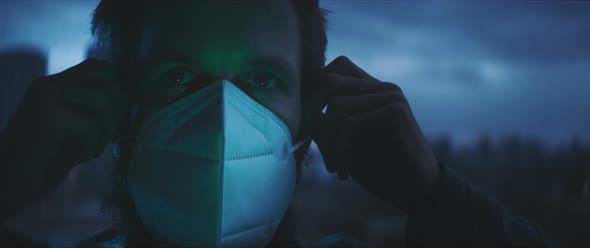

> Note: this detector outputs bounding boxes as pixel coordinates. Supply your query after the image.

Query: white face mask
[127,80,306,247]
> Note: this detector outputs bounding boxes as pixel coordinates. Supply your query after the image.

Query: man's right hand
[0,58,129,220]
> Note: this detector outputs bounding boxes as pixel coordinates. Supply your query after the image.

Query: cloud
[0,1,587,145]
[321,0,590,145]
[329,1,590,63]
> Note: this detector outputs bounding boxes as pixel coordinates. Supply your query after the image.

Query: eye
[245,71,280,89]
[159,67,194,87]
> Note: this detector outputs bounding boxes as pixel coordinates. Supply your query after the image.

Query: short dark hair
[91,0,328,174]
[91,0,329,245]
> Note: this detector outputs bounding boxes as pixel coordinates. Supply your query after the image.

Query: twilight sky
[0,0,588,147]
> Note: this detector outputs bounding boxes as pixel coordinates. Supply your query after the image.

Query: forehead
[139,0,300,69]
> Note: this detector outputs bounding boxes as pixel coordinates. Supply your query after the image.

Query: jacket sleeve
[405,163,560,248]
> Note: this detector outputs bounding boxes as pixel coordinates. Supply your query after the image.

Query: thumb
[311,112,337,173]
[311,112,350,179]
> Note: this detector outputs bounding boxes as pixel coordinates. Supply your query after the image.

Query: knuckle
[389,102,410,115]
[69,58,112,80]
[327,56,354,71]
[80,58,101,68]
[80,58,95,65]
[85,57,98,63]
[383,82,402,93]
[334,55,351,64]
[382,91,408,105]
[392,91,409,103]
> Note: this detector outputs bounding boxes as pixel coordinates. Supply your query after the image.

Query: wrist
[407,161,445,215]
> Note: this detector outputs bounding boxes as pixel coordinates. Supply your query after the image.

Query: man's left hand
[312,56,441,213]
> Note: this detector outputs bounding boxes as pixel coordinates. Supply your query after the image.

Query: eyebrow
[142,50,198,66]
[142,51,297,81]
[246,56,297,82]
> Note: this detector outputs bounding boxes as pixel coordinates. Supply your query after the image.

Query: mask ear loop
[112,103,139,160]
[288,138,310,154]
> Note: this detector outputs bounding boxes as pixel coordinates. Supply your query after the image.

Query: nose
[193,73,252,97]
[186,73,215,93]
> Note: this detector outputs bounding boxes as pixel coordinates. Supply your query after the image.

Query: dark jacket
[0,163,559,248]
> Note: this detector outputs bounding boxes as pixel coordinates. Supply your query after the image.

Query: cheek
[132,80,182,133]
[133,84,168,126]
[279,99,302,142]
[259,91,301,141]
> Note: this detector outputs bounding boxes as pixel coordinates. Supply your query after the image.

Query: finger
[324,56,378,81]
[49,117,103,180]
[61,87,119,148]
[60,58,115,82]
[313,111,356,180]
[330,91,407,118]
[109,73,134,138]
[312,111,350,175]
[345,102,411,131]
[63,104,113,159]
[60,72,129,137]
[65,110,105,161]
[310,82,328,115]
[314,85,407,181]
[50,100,106,165]
[83,59,133,113]
[311,113,338,173]
[300,76,329,136]
[60,59,130,128]
[102,76,131,135]
[323,73,401,97]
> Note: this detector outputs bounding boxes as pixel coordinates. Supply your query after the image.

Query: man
[0,0,559,247]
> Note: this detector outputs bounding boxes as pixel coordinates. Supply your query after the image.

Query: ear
[292,73,325,182]
[297,72,327,143]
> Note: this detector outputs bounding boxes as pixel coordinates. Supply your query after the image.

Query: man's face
[135,0,302,139]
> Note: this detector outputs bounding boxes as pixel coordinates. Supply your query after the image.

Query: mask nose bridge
[194,73,242,92]
[182,73,229,93]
